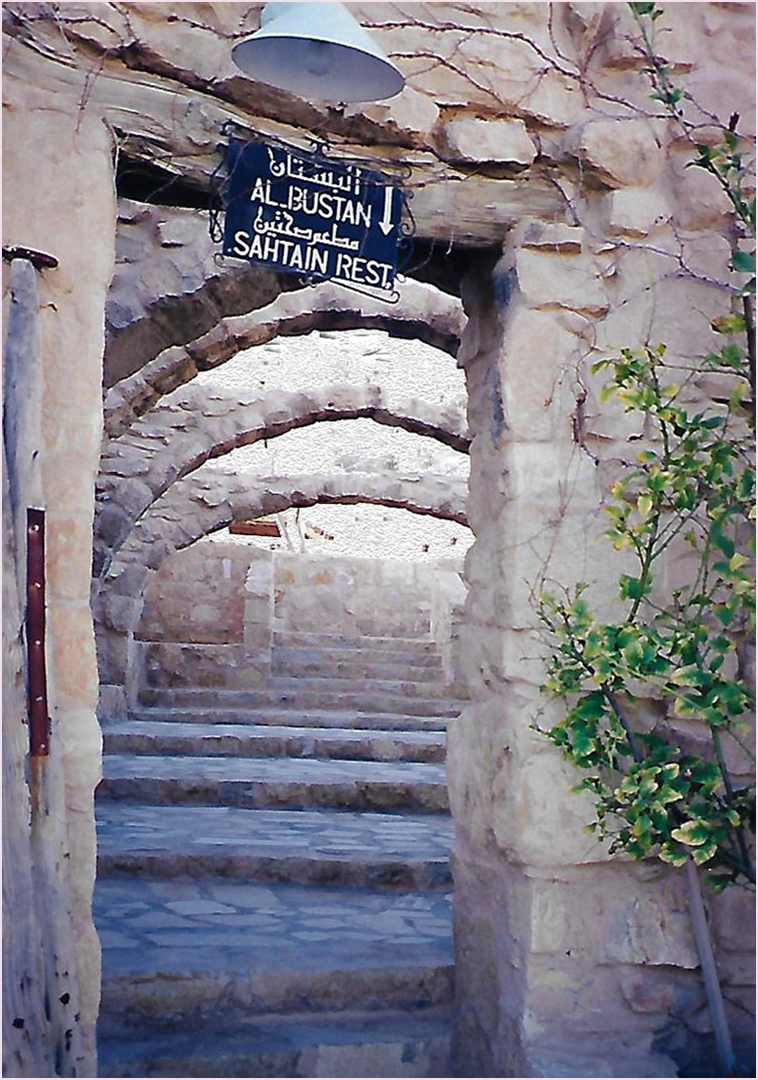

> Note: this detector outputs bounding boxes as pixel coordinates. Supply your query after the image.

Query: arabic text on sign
[223,141,401,296]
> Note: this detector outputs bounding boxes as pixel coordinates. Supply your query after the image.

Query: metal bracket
[3,246,58,271]
[26,507,49,756]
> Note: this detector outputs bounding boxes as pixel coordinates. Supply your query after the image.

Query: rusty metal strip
[26,507,49,756]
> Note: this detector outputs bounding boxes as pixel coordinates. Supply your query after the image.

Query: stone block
[100,592,141,634]
[523,959,653,1037]
[47,514,94,603]
[619,969,678,1014]
[711,879,756,953]
[515,249,610,317]
[440,117,537,166]
[716,948,755,987]
[49,603,99,711]
[95,627,130,685]
[343,85,440,143]
[97,684,127,722]
[577,119,664,188]
[517,70,584,129]
[671,153,734,231]
[521,222,584,253]
[602,187,672,237]
[157,218,196,247]
[498,307,579,440]
[94,502,134,552]
[140,642,270,689]
[493,749,613,867]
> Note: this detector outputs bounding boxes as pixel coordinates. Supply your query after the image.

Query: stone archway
[95,468,469,717]
[104,275,466,438]
[94,383,469,576]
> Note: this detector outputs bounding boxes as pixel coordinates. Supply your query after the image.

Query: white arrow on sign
[378,186,394,236]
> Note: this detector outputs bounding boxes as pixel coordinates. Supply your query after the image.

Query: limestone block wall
[129,544,466,700]
[135,542,273,694]
[139,541,253,644]
[450,142,755,1080]
[273,552,443,639]
[430,559,468,691]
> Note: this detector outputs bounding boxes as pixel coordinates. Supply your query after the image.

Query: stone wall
[2,74,116,1076]
[139,541,253,644]
[135,542,273,695]
[445,9,756,1065]
[132,544,465,696]
[273,552,443,639]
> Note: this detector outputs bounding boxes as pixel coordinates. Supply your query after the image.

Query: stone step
[268,675,467,702]
[138,688,463,719]
[273,645,444,669]
[273,631,438,655]
[103,721,446,764]
[98,755,450,813]
[96,805,453,890]
[96,877,453,1027]
[97,1010,451,1078]
[129,707,449,733]
[270,657,443,683]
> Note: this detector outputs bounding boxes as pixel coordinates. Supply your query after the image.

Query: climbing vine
[536,3,756,895]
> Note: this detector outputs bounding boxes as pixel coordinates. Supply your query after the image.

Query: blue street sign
[222,139,403,298]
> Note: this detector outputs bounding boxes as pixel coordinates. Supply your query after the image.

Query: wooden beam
[229,520,281,537]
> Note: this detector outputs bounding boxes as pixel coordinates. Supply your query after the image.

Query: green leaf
[671,819,712,846]
[692,841,719,866]
[659,841,688,867]
[712,315,746,336]
[619,575,646,602]
[731,249,756,274]
[637,494,653,519]
[671,665,704,687]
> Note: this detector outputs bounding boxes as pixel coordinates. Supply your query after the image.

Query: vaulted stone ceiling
[95,381,470,576]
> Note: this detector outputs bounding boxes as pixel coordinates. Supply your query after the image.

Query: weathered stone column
[448,232,703,1077]
[3,75,116,1073]
[244,551,275,670]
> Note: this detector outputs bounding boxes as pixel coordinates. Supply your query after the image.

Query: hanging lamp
[231,2,405,103]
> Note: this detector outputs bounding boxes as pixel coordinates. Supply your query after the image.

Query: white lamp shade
[232,2,405,103]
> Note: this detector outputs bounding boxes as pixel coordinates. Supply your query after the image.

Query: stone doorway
[92,315,474,1075]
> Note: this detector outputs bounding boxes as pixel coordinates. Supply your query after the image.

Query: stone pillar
[244,550,275,669]
[3,76,116,1073]
[428,559,467,688]
[448,236,699,1077]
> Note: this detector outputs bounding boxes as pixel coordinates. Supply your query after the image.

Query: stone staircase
[94,630,464,1077]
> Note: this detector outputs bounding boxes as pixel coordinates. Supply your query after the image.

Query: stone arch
[95,469,469,718]
[95,383,470,577]
[104,278,466,439]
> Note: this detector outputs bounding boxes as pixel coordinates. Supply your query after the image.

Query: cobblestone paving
[96,630,459,1075]
[97,804,453,861]
[94,877,453,975]
[102,753,447,786]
